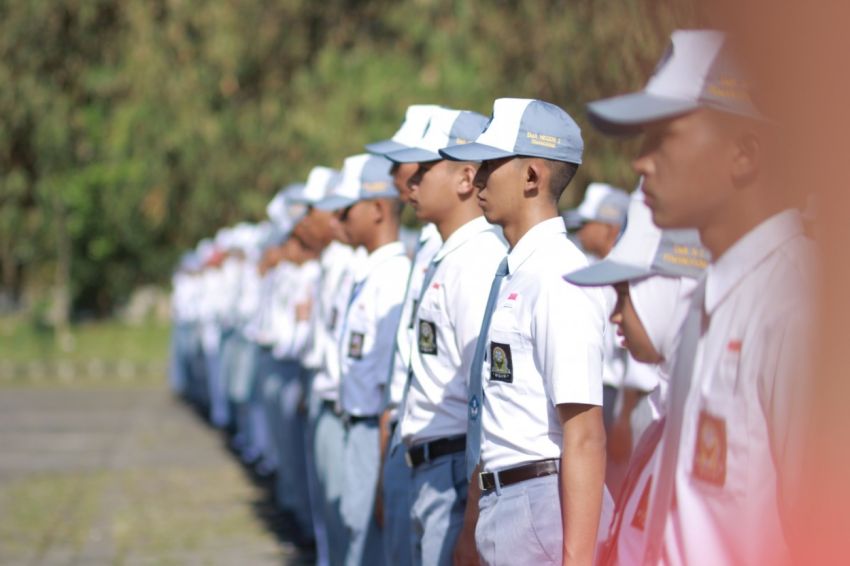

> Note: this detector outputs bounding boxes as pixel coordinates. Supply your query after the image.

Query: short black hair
[545,160,579,202]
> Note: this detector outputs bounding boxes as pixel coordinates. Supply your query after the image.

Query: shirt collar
[434,216,498,262]
[705,209,805,315]
[507,217,566,274]
[419,222,441,245]
[354,241,406,282]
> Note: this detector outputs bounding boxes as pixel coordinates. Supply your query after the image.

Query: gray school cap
[569,183,631,227]
[386,108,490,163]
[291,166,340,206]
[314,154,397,211]
[440,98,583,164]
[564,189,710,286]
[587,29,766,135]
[365,104,442,155]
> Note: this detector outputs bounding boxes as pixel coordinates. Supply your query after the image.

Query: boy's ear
[457,163,479,198]
[523,158,544,196]
[371,199,385,223]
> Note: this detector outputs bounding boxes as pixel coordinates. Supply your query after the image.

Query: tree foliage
[0,0,696,317]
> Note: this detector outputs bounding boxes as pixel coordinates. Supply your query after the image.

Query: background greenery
[0,0,696,321]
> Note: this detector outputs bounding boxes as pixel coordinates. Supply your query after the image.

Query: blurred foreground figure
[588,29,815,565]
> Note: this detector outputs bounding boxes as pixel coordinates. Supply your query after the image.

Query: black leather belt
[321,399,337,413]
[342,413,379,427]
[405,436,466,469]
[478,459,559,491]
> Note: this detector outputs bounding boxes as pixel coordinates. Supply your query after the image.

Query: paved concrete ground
[0,385,311,565]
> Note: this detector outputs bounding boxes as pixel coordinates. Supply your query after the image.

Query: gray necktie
[465,256,510,480]
[381,238,427,410]
[642,278,707,565]
[389,257,443,451]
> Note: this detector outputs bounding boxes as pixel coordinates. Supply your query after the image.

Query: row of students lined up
[169,28,813,566]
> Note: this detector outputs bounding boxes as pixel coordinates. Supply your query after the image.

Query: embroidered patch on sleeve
[348,332,365,360]
[692,411,727,487]
[418,320,437,355]
[489,342,513,383]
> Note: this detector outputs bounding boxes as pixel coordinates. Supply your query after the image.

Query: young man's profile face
[632,109,735,231]
[392,162,419,203]
[407,160,455,224]
[473,156,521,226]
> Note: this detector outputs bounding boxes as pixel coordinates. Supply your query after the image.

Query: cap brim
[586,92,700,136]
[439,142,514,162]
[562,210,585,231]
[385,147,441,164]
[288,195,321,206]
[563,260,652,287]
[313,195,357,211]
[364,139,407,156]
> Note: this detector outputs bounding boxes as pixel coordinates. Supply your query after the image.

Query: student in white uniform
[316,153,411,566]
[441,98,611,566]
[292,165,358,566]
[564,182,631,419]
[564,189,708,565]
[365,103,442,566]
[587,29,815,565]
[386,107,500,566]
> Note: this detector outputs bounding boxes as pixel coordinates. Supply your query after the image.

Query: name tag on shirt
[489,342,513,383]
[418,319,437,355]
[692,410,727,487]
[348,332,365,359]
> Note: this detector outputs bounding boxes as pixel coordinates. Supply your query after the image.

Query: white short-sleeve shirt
[650,210,814,566]
[311,243,361,402]
[386,223,443,415]
[480,217,607,472]
[339,241,411,417]
[271,260,321,360]
[400,216,508,445]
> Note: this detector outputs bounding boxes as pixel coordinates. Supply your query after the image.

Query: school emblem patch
[418,319,437,355]
[348,332,365,360]
[692,411,726,487]
[489,342,513,383]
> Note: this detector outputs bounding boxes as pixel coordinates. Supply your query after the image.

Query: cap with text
[365,104,442,156]
[587,29,765,135]
[564,189,709,286]
[315,154,396,211]
[386,108,489,163]
[439,98,583,164]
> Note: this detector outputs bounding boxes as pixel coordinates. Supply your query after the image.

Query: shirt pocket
[486,309,533,392]
[687,343,747,499]
[416,284,448,357]
[345,301,373,361]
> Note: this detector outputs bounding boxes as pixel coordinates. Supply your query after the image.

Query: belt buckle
[477,472,486,491]
[404,450,414,468]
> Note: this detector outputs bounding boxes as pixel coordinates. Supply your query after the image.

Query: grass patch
[0,316,170,364]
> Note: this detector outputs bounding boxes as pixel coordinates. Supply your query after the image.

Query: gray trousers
[476,473,614,566]
[341,420,384,566]
[381,429,413,566]
[410,449,467,566]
